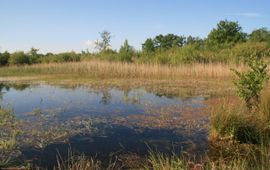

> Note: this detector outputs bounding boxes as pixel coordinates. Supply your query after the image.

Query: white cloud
[85,40,97,48]
[226,12,265,18]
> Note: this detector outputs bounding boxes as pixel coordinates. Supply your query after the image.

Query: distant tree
[186,36,205,49]
[119,39,135,62]
[95,31,112,51]
[45,52,54,57]
[153,34,186,50]
[55,52,80,63]
[249,28,270,42]
[207,20,247,48]
[142,38,156,53]
[186,36,203,45]
[28,47,40,63]
[9,52,30,65]
[0,51,10,65]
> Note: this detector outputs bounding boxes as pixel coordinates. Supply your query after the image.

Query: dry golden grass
[0,60,246,80]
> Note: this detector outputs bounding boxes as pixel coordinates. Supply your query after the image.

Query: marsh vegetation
[0,20,270,169]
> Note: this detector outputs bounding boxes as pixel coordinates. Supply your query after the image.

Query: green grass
[51,145,270,170]
[210,91,270,144]
[55,151,101,170]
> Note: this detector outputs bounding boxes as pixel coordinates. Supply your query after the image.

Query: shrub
[210,101,268,144]
[119,40,135,62]
[9,52,30,65]
[56,52,80,62]
[28,48,41,64]
[232,55,269,110]
[94,49,118,61]
[41,52,81,63]
[218,42,270,64]
[0,52,10,66]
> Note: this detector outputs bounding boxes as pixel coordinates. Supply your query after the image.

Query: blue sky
[0,0,269,53]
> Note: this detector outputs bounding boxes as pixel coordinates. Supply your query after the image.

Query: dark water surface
[0,83,208,169]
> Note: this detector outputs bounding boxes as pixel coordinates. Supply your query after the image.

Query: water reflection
[0,83,208,169]
[0,84,204,119]
[23,124,208,169]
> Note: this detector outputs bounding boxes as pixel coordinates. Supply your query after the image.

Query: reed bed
[0,60,246,80]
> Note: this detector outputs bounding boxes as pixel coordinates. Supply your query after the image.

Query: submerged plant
[0,109,21,167]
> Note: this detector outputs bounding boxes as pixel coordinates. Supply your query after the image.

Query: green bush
[56,52,80,62]
[0,52,10,66]
[9,52,30,65]
[95,49,118,61]
[217,42,270,64]
[210,101,268,144]
[41,52,80,63]
[232,55,269,109]
[119,40,135,62]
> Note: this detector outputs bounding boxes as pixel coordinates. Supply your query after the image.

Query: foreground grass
[52,146,270,170]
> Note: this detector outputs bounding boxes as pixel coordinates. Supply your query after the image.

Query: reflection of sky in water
[0,84,204,119]
[0,84,208,168]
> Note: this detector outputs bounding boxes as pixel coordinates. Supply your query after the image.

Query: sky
[0,0,269,53]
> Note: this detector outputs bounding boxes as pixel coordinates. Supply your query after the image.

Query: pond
[0,83,208,169]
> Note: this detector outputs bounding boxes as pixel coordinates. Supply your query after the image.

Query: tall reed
[0,60,246,80]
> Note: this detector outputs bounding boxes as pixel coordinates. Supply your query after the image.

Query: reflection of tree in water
[100,89,112,105]
[11,84,29,91]
[0,83,9,100]
[123,89,142,105]
[123,89,131,103]
[0,83,29,101]
[0,83,29,91]
[156,92,175,99]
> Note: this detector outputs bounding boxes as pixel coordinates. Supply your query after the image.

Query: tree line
[1,20,270,66]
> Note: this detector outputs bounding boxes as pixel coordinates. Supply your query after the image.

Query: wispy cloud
[226,12,266,18]
[85,40,97,48]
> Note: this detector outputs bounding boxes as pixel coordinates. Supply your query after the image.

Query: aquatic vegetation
[55,151,101,170]
[0,103,97,167]
[0,109,21,167]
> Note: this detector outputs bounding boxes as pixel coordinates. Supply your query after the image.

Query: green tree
[186,36,203,45]
[232,55,269,110]
[249,28,270,42]
[0,51,10,66]
[186,36,204,49]
[55,52,80,63]
[119,39,135,62]
[9,52,30,65]
[28,47,40,64]
[142,38,155,53]
[207,20,247,48]
[153,34,186,50]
